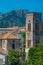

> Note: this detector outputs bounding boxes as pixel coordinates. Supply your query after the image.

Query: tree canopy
[27,45,43,65]
[8,50,21,65]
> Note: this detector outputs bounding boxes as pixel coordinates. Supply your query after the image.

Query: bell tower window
[35,20,39,30]
[28,23,31,31]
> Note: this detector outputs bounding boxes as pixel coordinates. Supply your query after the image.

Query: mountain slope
[0,9,29,28]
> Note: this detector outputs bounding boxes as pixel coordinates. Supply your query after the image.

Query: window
[35,40,39,45]
[12,43,15,49]
[28,23,31,31]
[36,20,38,22]
[28,40,31,48]
[35,31,39,35]
[35,22,39,30]
[12,40,15,49]
[35,20,39,30]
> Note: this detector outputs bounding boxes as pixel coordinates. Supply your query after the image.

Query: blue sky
[0,0,43,19]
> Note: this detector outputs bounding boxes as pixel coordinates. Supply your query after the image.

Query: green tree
[8,50,21,65]
[22,32,26,52]
[27,45,43,65]
[41,35,43,46]
[22,32,26,61]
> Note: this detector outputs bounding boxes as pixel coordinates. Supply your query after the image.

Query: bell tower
[25,12,42,59]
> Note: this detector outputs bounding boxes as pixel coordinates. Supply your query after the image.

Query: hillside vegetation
[0,9,29,27]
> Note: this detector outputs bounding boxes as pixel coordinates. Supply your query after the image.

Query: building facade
[0,27,25,52]
[25,12,42,59]
[0,27,25,65]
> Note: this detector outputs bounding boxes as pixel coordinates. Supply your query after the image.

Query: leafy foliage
[0,9,29,27]
[27,45,43,65]
[8,50,21,65]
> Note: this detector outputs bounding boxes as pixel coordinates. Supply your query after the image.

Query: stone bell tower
[25,12,42,59]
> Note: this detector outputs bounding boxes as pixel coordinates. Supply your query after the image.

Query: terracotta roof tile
[0,32,20,40]
[0,27,25,39]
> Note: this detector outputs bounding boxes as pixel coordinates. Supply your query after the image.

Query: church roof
[0,32,20,40]
[0,27,25,32]
[0,27,25,40]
